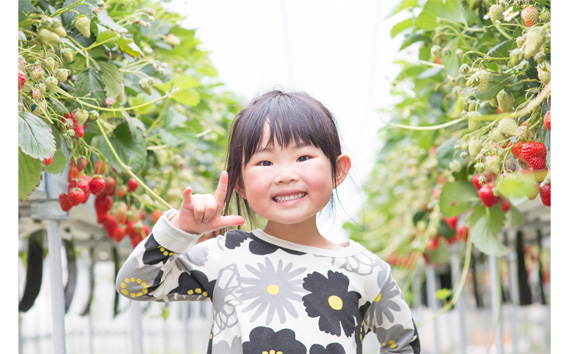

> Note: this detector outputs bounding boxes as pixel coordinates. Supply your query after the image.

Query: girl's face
[235,125,350,228]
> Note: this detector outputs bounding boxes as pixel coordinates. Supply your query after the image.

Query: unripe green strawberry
[509,48,522,67]
[459,64,470,75]
[524,27,545,59]
[489,128,506,143]
[74,16,91,38]
[450,160,462,172]
[487,97,498,108]
[56,68,69,82]
[45,76,58,91]
[477,70,491,93]
[515,36,524,48]
[36,83,47,95]
[468,112,481,130]
[469,139,482,156]
[75,109,89,126]
[89,110,100,120]
[498,118,518,137]
[534,52,546,64]
[496,90,513,113]
[51,26,67,38]
[50,18,62,29]
[486,155,501,174]
[38,28,61,44]
[489,4,504,22]
[516,125,528,141]
[139,78,153,95]
[61,48,74,63]
[539,9,550,23]
[44,57,58,74]
[431,45,442,58]
[537,62,551,85]
[41,17,54,28]
[34,99,48,114]
[32,88,42,101]
[521,6,538,27]
[30,65,45,82]
[164,33,181,46]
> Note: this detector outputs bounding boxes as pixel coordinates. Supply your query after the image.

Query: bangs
[239,93,339,165]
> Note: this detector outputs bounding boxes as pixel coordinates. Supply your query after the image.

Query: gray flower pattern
[366,268,402,330]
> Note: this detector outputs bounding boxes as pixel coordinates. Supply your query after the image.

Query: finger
[214,171,229,211]
[192,197,205,224]
[202,196,218,224]
[219,215,245,228]
[180,187,193,210]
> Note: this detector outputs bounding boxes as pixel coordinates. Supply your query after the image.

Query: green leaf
[96,29,119,43]
[154,74,201,92]
[505,204,525,228]
[172,88,200,106]
[44,150,67,175]
[97,9,128,33]
[399,34,430,51]
[435,288,453,300]
[439,181,479,216]
[114,35,143,57]
[391,18,414,38]
[92,123,147,173]
[438,219,456,238]
[487,39,514,58]
[386,0,419,18]
[18,112,56,160]
[163,109,187,129]
[159,129,179,146]
[476,74,513,101]
[467,205,510,257]
[487,204,506,233]
[435,137,458,169]
[426,242,451,264]
[19,147,43,201]
[496,172,538,198]
[75,68,106,106]
[97,61,124,99]
[128,93,156,115]
[416,0,470,30]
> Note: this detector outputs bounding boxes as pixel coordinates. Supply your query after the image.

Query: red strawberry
[435,56,442,65]
[68,165,79,182]
[64,112,77,125]
[127,178,139,192]
[140,224,151,238]
[18,71,26,91]
[443,216,458,230]
[95,194,113,222]
[90,175,106,196]
[116,186,127,198]
[151,210,162,223]
[94,160,105,174]
[511,141,526,161]
[74,124,84,138]
[521,6,538,27]
[67,188,85,206]
[126,221,138,238]
[500,198,511,212]
[130,233,143,248]
[432,188,441,200]
[103,215,119,238]
[59,193,72,212]
[43,155,53,165]
[114,226,127,242]
[521,142,547,169]
[540,182,550,207]
[113,202,128,224]
[457,226,470,241]
[103,176,116,195]
[77,156,87,171]
[472,174,486,190]
[543,111,550,131]
[478,185,500,207]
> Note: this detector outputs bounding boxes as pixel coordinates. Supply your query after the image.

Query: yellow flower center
[374,292,382,302]
[266,284,280,295]
[328,295,343,310]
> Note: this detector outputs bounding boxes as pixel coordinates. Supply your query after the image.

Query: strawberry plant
[18,0,242,247]
[345,0,551,305]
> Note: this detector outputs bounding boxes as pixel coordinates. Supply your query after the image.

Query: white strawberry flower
[503,7,519,22]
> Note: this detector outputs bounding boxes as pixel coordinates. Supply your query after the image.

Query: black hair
[223,89,345,227]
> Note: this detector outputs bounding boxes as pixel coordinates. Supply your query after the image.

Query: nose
[274,164,299,184]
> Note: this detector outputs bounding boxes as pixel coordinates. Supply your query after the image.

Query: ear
[334,154,351,187]
[234,177,247,200]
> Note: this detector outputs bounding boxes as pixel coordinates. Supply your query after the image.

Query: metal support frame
[489,256,503,354]
[450,244,467,354]
[182,302,190,354]
[507,246,520,354]
[426,264,440,354]
[130,301,143,354]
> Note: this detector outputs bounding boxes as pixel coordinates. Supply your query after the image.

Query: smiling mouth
[273,193,306,203]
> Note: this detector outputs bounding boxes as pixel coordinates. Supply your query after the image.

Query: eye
[297,155,311,162]
[257,160,272,166]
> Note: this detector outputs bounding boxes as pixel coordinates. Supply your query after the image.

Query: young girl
[116,90,420,353]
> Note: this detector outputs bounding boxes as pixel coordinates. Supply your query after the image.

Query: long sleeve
[115,209,218,303]
[363,261,420,353]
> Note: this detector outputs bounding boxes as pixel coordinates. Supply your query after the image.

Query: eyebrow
[256,140,311,153]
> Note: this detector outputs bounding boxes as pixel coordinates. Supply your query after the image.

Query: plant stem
[382,116,467,131]
[94,119,173,210]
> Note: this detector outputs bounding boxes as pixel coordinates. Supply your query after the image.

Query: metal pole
[450,244,467,354]
[181,302,189,353]
[163,310,169,354]
[426,264,440,354]
[130,301,143,354]
[46,219,67,354]
[489,256,503,354]
[87,311,94,354]
[507,248,520,354]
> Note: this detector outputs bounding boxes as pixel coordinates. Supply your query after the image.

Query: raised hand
[170,171,244,235]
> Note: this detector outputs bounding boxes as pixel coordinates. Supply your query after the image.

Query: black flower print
[367,270,402,329]
[302,270,361,337]
[249,235,305,256]
[223,230,249,249]
[309,343,346,354]
[142,235,175,265]
[238,257,307,325]
[356,301,371,354]
[169,270,216,299]
[242,326,307,354]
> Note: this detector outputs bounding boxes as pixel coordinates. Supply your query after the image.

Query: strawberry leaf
[97,61,124,99]
[391,18,414,38]
[92,123,147,173]
[18,112,56,160]
[467,205,510,257]
[439,181,478,217]
[44,150,67,175]
[505,205,525,228]
[75,68,106,106]
[19,147,43,201]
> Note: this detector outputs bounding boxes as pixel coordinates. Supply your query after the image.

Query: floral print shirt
[116,209,420,354]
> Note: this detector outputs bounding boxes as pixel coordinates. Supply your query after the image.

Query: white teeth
[274,193,305,202]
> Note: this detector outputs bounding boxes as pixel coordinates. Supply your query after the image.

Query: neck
[263,218,342,249]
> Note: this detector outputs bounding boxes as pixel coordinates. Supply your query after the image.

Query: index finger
[214,171,229,210]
